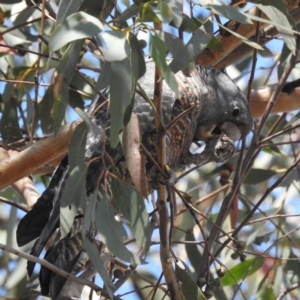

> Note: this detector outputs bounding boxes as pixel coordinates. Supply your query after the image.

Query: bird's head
[194,66,253,142]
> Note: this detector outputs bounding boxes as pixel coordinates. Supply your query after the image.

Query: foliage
[0,0,300,299]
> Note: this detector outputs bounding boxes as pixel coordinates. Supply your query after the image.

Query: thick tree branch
[0,119,81,190]
[195,0,299,67]
[1,79,300,191]
[215,7,300,68]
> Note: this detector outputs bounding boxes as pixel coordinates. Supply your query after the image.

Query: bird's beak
[220,122,241,142]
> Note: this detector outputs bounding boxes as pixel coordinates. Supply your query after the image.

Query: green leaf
[207,36,223,52]
[199,0,252,24]
[96,31,130,62]
[129,33,146,81]
[185,232,202,273]
[95,61,111,91]
[244,169,277,184]
[259,286,275,300]
[254,4,296,55]
[110,57,133,147]
[52,40,84,133]
[95,189,144,264]
[150,34,178,95]
[60,164,88,238]
[0,100,23,145]
[39,87,54,133]
[158,31,185,57]
[111,177,151,256]
[75,107,103,136]
[279,168,300,187]
[68,121,88,170]
[115,4,139,23]
[218,22,264,50]
[166,0,183,27]
[68,89,85,111]
[82,191,114,299]
[56,0,84,25]
[170,26,211,73]
[175,264,207,300]
[221,258,264,286]
[152,0,173,23]
[49,11,104,51]
[79,0,115,19]
[139,3,161,23]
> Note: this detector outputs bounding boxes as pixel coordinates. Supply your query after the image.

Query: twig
[247,10,261,101]
[276,281,300,300]
[0,196,28,212]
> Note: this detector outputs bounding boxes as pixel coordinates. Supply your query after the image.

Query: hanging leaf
[170,27,211,73]
[56,0,84,25]
[250,4,297,55]
[75,107,103,136]
[150,34,178,95]
[68,121,88,170]
[244,168,277,184]
[111,176,151,257]
[122,113,148,198]
[60,164,88,238]
[221,258,264,286]
[82,191,114,299]
[95,189,144,264]
[0,99,23,145]
[199,0,252,24]
[95,61,111,91]
[96,31,130,62]
[110,57,133,147]
[166,0,183,28]
[49,11,104,51]
[217,22,264,50]
[185,232,202,274]
[175,264,207,300]
[52,40,84,133]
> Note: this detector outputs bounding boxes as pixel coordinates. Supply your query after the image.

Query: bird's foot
[183,135,235,167]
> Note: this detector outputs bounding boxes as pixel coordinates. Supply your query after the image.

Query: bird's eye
[232,108,240,117]
[212,126,222,136]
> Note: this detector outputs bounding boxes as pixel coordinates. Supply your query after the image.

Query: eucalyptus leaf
[111,177,151,256]
[75,107,103,136]
[56,0,84,25]
[221,258,264,286]
[68,121,88,170]
[95,189,143,264]
[49,11,104,51]
[166,0,182,27]
[95,61,111,91]
[0,100,23,145]
[255,4,296,54]
[60,164,88,238]
[244,168,277,184]
[170,26,211,73]
[96,31,130,62]
[52,40,84,133]
[199,0,252,24]
[150,34,178,95]
[175,264,206,300]
[110,57,133,147]
[82,191,114,298]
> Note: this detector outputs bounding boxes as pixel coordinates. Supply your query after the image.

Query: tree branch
[195,0,299,67]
